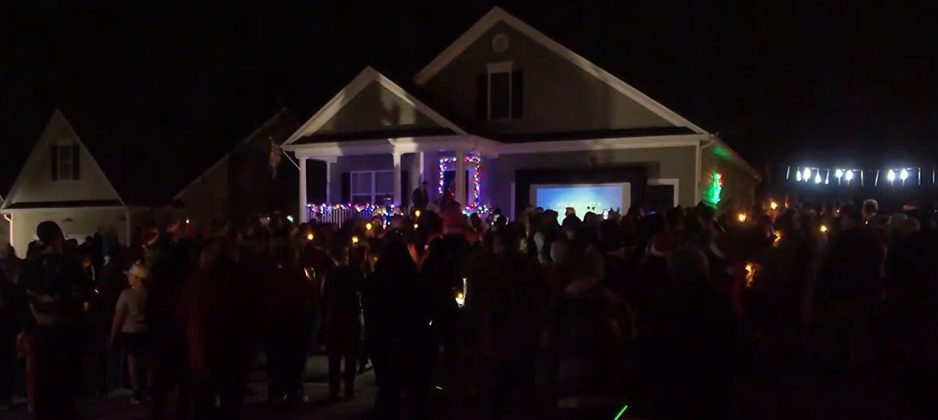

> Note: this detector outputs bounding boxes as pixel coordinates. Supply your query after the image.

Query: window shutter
[511,70,524,119]
[71,143,81,179]
[476,73,487,120]
[340,173,351,203]
[51,145,59,181]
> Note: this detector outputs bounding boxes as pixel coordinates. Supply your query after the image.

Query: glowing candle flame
[769,201,778,210]
[737,213,748,223]
[306,233,314,241]
[745,263,755,287]
[820,224,828,233]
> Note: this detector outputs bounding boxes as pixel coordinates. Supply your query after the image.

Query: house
[282,6,760,221]
[0,195,9,255]
[173,108,301,226]
[0,110,182,258]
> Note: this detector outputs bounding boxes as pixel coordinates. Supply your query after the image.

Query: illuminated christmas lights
[438,154,482,206]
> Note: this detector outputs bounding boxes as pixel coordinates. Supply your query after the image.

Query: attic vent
[492,33,509,52]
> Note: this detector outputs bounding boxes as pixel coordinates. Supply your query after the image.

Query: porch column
[325,159,334,204]
[299,158,308,222]
[392,151,402,206]
[468,162,478,207]
[454,149,467,206]
[419,151,425,182]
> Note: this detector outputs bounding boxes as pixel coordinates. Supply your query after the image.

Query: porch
[290,135,499,222]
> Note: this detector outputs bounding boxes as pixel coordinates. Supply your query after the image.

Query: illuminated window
[52,142,80,181]
[350,170,392,205]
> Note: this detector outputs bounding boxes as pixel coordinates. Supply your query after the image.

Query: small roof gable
[283,67,466,146]
[413,7,707,135]
[2,110,124,210]
[173,108,300,200]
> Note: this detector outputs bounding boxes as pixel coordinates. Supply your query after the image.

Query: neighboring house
[0,110,180,258]
[173,108,301,225]
[0,195,9,255]
[283,7,759,221]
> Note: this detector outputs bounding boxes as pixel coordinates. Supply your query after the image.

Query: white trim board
[413,6,707,134]
[283,67,467,147]
[496,134,703,155]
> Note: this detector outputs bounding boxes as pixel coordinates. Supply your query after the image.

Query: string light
[351,236,359,244]
[703,172,723,208]
[737,212,748,223]
[769,201,779,210]
[438,154,482,206]
[306,232,314,241]
[819,224,828,233]
[365,222,373,231]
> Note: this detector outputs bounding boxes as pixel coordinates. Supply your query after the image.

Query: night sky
[3,1,937,199]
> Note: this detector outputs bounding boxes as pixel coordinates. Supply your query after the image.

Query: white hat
[123,262,150,279]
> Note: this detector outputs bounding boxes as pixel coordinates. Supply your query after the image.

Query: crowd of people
[2,196,938,419]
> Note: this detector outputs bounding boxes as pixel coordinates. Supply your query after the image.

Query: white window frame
[55,140,77,181]
[647,178,680,207]
[486,61,513,121]
[349,170,393,204]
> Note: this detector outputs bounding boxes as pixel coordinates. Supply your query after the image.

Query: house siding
[702,147,756,208]
[9,207,128,258]
[316,82,442,136]
[7,113,122,206]
[419,21,674,135]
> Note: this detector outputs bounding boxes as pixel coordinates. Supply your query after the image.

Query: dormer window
[477,62,523,121]
[52,141,80,181]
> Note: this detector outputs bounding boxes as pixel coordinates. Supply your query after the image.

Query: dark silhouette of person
[411,181,430,211]
[322,240,364,400]
[363,236,432,419]
[647,245,737,419]
[265,240,314,404]
[20,221,91,420]
[178,239,260,420]
[816,204,883,368]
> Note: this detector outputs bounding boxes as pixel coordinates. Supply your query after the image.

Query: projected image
[532,183,630,222]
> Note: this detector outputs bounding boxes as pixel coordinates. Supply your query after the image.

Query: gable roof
[172,108,300,200]
[2,110,125,211]
[413,6,707,135]
[283,67,467,147]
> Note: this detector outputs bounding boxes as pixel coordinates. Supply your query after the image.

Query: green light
[713,146,731,160]
[703,171,723,208]
[613,404,629,420]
